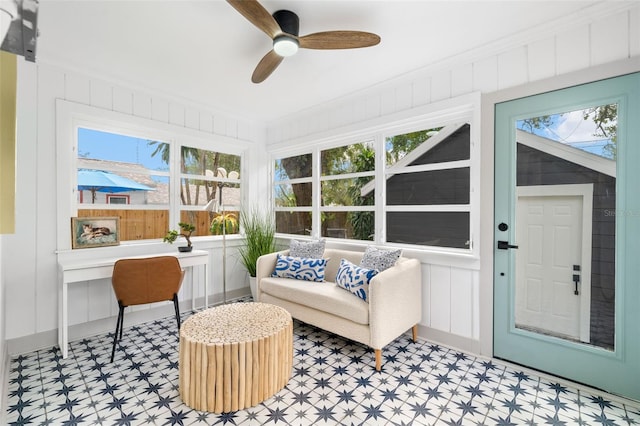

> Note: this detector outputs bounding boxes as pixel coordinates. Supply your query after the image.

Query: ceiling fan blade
[299,31,381,50]
[252,50,284,83]
[227,0,281,39]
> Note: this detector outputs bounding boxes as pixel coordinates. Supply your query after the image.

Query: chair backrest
[112,256,184,306]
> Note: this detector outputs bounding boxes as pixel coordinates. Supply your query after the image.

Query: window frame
[269,93,481,258]
[56,100,249,250]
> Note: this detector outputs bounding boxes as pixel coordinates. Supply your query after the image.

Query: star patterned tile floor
[5,298,640,425]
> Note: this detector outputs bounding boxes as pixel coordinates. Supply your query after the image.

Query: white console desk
[57,250,209,358]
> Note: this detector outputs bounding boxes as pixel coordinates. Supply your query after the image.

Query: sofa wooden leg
[412,324,418,342]
[375,349,382,371]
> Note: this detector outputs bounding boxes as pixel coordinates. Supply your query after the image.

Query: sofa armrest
[368,257,422,349]
[255,250,289,302]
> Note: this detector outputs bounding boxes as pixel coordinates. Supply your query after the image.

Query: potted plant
[163,222,196,252]
[209,212,239,235]
[237,207,276,300]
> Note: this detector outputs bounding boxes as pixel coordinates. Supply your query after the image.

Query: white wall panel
[472,56,498,93]
[429,265,451,332]
[87,279,113,322]
[65,73,91,105]
[452,64,473,98]
[395,84,413,114]
[213,115,226,136]
[412,77,430,108]
[556,25,590,75]
[225,117,239,139]
[527,37,556,82]
[112,87,133,115]
[168,103,185,127]
[133,93,152,119]
[430,70,451,103]
[185,107,200,131]
[450,267,473,338]
[631,7,640,58]
[591,12,629,66]
[497,47,528,90]
[68,282,89,326]
[422,264,431,327]
[199,112,214,134]
[151,98,170,123]
[380,88,397,117]
[90,80,113,110]
[35,66,65,334]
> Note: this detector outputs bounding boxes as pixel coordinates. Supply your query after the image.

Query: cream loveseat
[255,248,422,371]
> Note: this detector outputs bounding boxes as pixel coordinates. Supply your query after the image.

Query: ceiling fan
[227,0,381,83]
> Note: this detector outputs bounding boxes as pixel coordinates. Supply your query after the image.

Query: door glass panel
[514,104,617,351]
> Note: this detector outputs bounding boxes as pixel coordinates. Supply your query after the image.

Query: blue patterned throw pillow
[271,254,328,282]
[289,239,325,259]
[335,258,378,302]
[360,246,401,272]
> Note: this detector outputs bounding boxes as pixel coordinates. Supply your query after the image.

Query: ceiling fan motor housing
[273,10,299,36]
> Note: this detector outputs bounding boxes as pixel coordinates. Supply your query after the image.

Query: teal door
[494,72,640,401]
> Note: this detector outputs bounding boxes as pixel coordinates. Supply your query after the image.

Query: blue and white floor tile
[6,299,640,425]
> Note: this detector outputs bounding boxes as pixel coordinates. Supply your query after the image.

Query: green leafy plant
[238,208,276,277]
[163,222,196,247]
[209,212,239,235]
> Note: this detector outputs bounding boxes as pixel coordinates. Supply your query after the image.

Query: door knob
[497,241,519,250]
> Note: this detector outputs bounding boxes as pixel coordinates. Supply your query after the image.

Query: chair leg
[375,349,382,372]
[173,293,181,330]
[412,324,418,342]
[110,302,125,363]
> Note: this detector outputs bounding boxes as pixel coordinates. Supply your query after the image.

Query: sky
[516,107,615,159]
[78,128,169,172]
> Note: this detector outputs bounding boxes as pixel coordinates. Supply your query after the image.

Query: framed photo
[71,217,120,249]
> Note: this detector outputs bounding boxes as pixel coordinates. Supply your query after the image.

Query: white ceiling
[36,1,602,124]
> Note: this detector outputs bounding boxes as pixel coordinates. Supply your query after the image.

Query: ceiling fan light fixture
[273,35,298,57]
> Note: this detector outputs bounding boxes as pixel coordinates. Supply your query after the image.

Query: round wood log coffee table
[179,302,293,413]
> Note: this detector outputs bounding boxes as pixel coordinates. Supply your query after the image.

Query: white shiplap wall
[265,4,640,353]
[3,62,266,352]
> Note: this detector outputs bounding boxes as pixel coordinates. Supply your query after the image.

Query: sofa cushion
[260,277,369,325]
[360,246,402,272]
[335,258,378,302]
[289,239,325,258]
[271,254,328,282]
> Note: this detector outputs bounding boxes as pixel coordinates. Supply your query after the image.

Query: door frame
[516,183,593,343]
[479,58,640,359]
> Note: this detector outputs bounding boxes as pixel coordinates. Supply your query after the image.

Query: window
[271,102,477,254]
[320,142,375,240]
[76,128,242,242]
[274,153,312,235]
[384,123,471,249]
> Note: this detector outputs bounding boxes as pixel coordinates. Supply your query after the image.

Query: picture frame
[71,216,120,249]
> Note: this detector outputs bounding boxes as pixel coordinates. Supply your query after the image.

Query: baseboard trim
[7,288,251,356]
[0,343,8,426]
[416,325,481,355]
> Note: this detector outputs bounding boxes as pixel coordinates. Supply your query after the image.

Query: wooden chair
[110,256,184,362]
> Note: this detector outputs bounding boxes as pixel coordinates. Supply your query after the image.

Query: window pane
[386,124,470,167]
[179,178,240,208]
[386,169,470,205]
[181,146,241,176]
[274,182,312,207]
[275,154,312,180]
[321,142,374,176]
[78,128,170,172]
[321,211,374,240]
[276,211,312,235]
[387,212,470,248]
[77,169,168,206]
[321,176,373,206]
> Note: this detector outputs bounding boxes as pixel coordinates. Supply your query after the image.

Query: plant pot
[249,276,257,301]
[178,246,193,252]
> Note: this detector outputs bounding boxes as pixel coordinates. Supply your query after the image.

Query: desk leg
[58,277,68,359]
